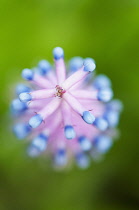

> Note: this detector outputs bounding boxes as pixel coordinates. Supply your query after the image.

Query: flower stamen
[55,85,66,98]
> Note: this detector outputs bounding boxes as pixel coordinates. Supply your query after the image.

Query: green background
[0,0,139,209]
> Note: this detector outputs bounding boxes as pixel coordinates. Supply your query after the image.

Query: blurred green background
[0,0,139,209]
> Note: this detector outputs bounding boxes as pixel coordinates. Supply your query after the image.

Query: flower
[11,47,123,169]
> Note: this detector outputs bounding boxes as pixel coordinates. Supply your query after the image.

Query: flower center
[55,85,66,98]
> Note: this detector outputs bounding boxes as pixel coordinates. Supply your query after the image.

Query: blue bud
[76,153,90,169]
[29,114,43,128]
[93,135,113,153]
[93,74,111,89]
[64,125,76,140]
[104,111,120,127]
[54,149,67,166]
[13,123,31,139]
[38,60,51,75]
[27,145,40,157]
[53,47,64,60]
[97,88,113,102]
[82,111,95,124]
[32,133,48,151]
[27,133,48,157]
[22,68,34,80]
[78,136,92,151]
[11,99,27,112]
[69,57,83,72]
[83,58,96,72]
[106,99,123,112]
[19,92,32,103]
[16,84,31,95]
[93,117,108,131]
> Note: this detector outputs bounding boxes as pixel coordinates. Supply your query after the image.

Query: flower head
[11,47,123,169]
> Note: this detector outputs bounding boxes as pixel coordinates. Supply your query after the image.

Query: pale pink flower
[11,47,122,169]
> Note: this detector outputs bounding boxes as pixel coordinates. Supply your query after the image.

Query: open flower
[11,47,123,169]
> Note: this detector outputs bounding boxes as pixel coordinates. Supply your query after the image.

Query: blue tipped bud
[16,84,31,95]
[13,123,31,139]
[64,125,76,140]
[69,57,83,72]
[106,99,123,112]
[83,58,96,72]
[19,92,32,103]
[78,136,92,151]
[94,135,113,153]
[54,149,67,166]
[97,88,113,102]
[53,47,64,60]
[28,133,48,157]
[32,133,48,151]
[82,111,95,124]
[93,74,111,89]
[104,111,120,128]
[11,99,27,113]
[93,117,108,131]
[76,153,90,169]
[29,114,43,128]
[27,146,40,157]
[38,60,51,75]
[22,68,34,80]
